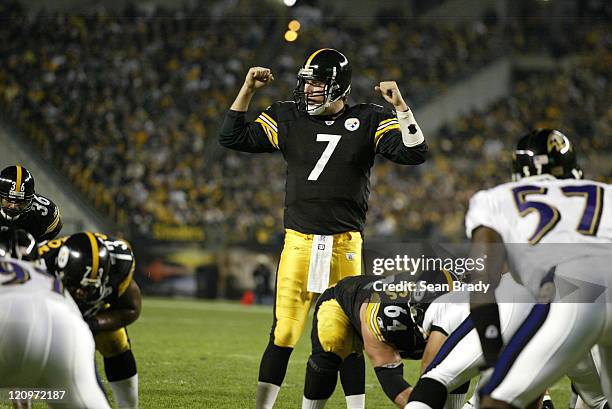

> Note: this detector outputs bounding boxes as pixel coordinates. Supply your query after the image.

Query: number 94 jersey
[221,101,427,234]
[0,193,62,241]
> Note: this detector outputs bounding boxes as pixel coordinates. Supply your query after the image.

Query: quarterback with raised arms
[219,48,428,409]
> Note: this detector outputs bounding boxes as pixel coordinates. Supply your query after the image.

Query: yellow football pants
[314,296,362,360]
[95,327,131,358]
[271,228,362,348]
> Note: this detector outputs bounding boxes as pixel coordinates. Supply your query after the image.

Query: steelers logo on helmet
[0,165,35,220]
[57,245,70,269]
[293,48,352,116]
[57,232,112,308]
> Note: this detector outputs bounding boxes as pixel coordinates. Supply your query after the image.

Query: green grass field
[4,297,572,408]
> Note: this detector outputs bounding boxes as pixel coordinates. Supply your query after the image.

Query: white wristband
[396,109,425,147]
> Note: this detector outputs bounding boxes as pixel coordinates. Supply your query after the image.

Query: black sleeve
[378,135,428,165]
[39,203,62,241]
[218,110,278,153]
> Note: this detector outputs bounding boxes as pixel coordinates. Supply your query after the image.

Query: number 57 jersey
[220,101,428,234]
[465,175,612,297]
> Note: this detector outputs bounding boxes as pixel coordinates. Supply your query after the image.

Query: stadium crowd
[0,0,610,244]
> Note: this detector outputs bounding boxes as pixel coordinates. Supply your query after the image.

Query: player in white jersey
[406,129,611,409]
[0,229,110,409]
[410,273,536,409]
[463,129,611,409]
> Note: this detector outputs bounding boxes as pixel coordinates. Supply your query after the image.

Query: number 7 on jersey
[308,134,342,181]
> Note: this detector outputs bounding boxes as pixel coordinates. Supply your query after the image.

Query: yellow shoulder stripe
[378,118,396,127]
[44,209,61,234]
[255,118,280,150]
[260,112,278,130]
[374,124,401,149]
[365,302,385,342]
[117,259,135,297]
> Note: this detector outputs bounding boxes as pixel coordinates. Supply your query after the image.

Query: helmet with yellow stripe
[0,165,35,220]
[293,48,352,116]
[56,232,111,308]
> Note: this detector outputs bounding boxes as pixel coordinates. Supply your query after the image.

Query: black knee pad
[104,349,137,382]
[409,377,448,409]
[304,352,342,400]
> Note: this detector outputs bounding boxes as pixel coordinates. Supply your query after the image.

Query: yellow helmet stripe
[85,231,99,280]
[15,165,22,193]
[441,269,454,289]
[305,48,331,68]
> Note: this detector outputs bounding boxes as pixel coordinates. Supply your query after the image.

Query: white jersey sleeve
[465,189,507,239]
[0,257,81,316]
[423,292,470,337]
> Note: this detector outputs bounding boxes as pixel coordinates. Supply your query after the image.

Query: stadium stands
[0,0,609,244]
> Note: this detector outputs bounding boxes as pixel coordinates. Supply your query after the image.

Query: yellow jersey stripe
[15,165,22,193]
[305,48,332,68]
[366,303,385,342]
[85,231,100,280]
[259,112,278,130]
[117,260,135,297]
[378,118,396,127]
[44,209,61,234]
[374,124,401,149]
[377,120,398,131]
[255,118,279,149]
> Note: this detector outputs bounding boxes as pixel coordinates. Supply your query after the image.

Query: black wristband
[471,303,503,368]
[86,317,101,335]
[374,364,410,402]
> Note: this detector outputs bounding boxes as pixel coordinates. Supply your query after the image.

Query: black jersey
[333,274,426,357]
[219,102,427,234]
[0,193,62,241]
[38,232,135,318]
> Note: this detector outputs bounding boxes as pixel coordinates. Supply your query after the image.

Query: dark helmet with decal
[512,129,582,181]
[293,48,352,115]
[0,165,35,220]
[56,232,112,307]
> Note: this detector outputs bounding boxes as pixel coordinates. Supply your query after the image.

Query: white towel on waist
[307,235,333,293]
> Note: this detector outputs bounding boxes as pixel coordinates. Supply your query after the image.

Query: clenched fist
[244,67,274,90]
[375,81,408,112]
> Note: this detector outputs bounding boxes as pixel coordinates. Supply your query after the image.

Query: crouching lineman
[0,229,110,409]
[39,232,141,409]
[302,270,456,409]
[0,165,62,240]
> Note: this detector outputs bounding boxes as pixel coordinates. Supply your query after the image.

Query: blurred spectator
[0,0,609,245]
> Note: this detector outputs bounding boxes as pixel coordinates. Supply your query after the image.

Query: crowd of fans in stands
[0,0,609,244]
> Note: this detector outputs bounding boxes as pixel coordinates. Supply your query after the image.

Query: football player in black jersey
[220,48,428,409]
[301,270,455,409]
[38,232,141,409]
[0,165,62,241]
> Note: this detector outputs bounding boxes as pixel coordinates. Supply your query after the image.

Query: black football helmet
[0,228,38,261]
[0,165,35,221]
[55,232,112,307]
[512,129,582,181]
[408,268,460,337]
[293,48,352,115]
